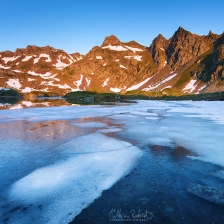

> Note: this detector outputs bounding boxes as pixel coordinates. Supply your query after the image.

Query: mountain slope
[0,27,224,96]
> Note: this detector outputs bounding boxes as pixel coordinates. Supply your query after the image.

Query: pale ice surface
[70,122,108,128]
[6,132,142,224]
[1,100,224,223]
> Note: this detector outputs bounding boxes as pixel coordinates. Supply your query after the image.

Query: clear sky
[0,0,223,54]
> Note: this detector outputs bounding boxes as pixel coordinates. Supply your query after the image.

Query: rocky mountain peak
[149,34,168,48]
[102,35,121,46]
[173,26,192,40]
[15,45,60,56]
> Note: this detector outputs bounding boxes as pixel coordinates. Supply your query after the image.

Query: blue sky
[0,0,223,54]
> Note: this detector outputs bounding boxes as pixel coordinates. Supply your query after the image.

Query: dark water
[0,97,20,105]
[72,144,224,224]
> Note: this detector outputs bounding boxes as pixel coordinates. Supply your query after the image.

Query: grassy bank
[64,90,224,103]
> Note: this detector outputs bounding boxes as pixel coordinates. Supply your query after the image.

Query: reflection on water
[0,97,137,110]
[0,97,72,110]
[0,97,20,107]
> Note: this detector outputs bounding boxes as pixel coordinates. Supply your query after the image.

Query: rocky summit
[0,27,224,96]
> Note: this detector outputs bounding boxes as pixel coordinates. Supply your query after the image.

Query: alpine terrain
[0,26,224,96]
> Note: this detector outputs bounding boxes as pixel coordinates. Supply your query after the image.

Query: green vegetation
[64,91,149,104]
[150,91,224,101]
[64,90,224,104]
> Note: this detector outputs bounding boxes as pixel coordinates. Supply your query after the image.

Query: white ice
[8,133,142,224]
[96,56,103,59]
[1,100,224,224]
[71,122,107,128]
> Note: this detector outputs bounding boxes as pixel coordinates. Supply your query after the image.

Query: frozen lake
[1,100,224,223]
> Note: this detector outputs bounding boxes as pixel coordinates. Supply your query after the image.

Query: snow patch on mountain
[124,45,144,53]
[134,55,142,61]
[22,55,33,62]
[143,73,177,91]
[110,87,122,93]
[127,77,154,91]
[183,79,198,93]
[85,78,91,87]
[196,85,207,94]
[21,87,33,93]
[34,54,51,64]
[102,78,109,87]
[102,45,128,51]
[74,75,83,88]
[120,64,127,69]
[6,79,22,89]
[2,56,20,63]
[0,64,11,69]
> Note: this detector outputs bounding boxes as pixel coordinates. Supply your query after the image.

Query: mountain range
[1,26,224,97]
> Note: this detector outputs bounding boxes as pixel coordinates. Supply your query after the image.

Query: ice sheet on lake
[71,121,107,128]
[8,133,142,224]
[1,100,224,223]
